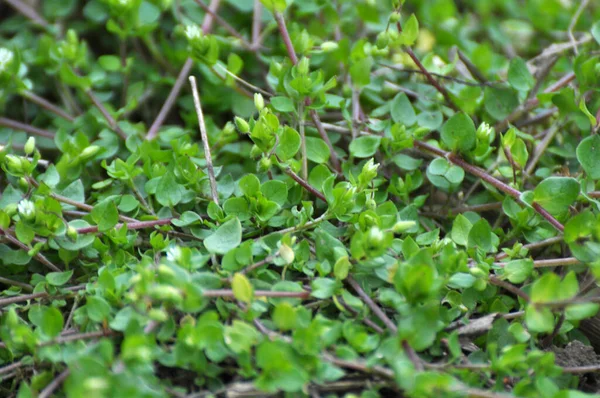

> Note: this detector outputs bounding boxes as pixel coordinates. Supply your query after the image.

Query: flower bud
[254,93,265,112]
[297,57,310,75]
[4,203,17,217]
[24,137,35,155]
[366,227,384,246]
[476,122,493,141]
[222,121,236,136]
[4,154,23,174]
[376,32,389,49]
[278,243,295,264]
[235,116,250,133]
[67,225,78,240]
[148,285,183,303]
[80,145,101,160]
[18,177,29,191]
[250,145,262,159]
[320,41,339,52]
[258,156,272,172]
[392,220,416,233]
[389,11,401,23]
[148,308,169,322]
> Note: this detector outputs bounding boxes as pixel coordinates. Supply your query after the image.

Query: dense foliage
[2,0,600,396]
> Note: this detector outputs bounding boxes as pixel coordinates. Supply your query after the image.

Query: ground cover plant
[1,0,600,396]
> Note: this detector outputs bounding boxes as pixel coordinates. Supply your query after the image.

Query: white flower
[185,25,203,41]
[17,199,35,219]
[166,245,182,262]
[0,48,14,72]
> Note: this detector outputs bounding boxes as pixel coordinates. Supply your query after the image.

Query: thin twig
[4,0,49,28]
[193,0,254,50]
[1,230,61,272]
[75,218,173,234]
[489,276,530,302]
[252,0,262,49]
[273,11,342,172]
[145,0,221,140]
[38,369,70,398]
[85,90,127,140]
[0,117,54,139]
[0,276,33,292]
[239,255,276,275]
[346,276,397,332]
[201,289,310,298]
[568,0,590,55]
[413,140,565,232]
[19,90,75,122]
[379,62,494,87]
[395,21,459,111]
[282,166,327,202]
[526,123,561,175]
[0,284,85,308]
[189,76,219,204]
[495,236,564,261]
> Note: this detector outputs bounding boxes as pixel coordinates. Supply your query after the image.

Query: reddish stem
[413,140,564,232]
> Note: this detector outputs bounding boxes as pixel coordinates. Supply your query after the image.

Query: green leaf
[531,272,560,303]
[440,112,476,153]
[484,87,519,121]
[91,199,119,232]
[349,58,373,87]
[349,135,381,158]
[467,219,493,252]
[305,137,331,163]
[426,158,464,191]
[451,214,472,246]
[503,259,533,284]
[224,321,260,354]
[260,0,287,13]
[578,99,597,127]
[231,273,254,303]
[239,174,261,197]
[138,1,161,25]
[156,171,185,207]
[260,180,288,206]
[41,307,63,338]
[532,177,579,216]
[277,126,301,161]
[565,303,600,321]
[98,55,121,72]
[447,273,476,289]
[390,93,416,126]
[525,305,554,333]
[270,96,295,112]
[311,278,339,299]
[46,270,73,286]
[592,21,600,45]
[86,296,111,322]
[204,218,242,255]
[272,302,297,331]
[577,135,600,179]
[399,14,419,46]
[508,57,534,91]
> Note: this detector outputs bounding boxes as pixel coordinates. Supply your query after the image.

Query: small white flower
[185,25,203,41]
[0,48,14,72]
[17,199,35,219]
[166,245,182,262]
